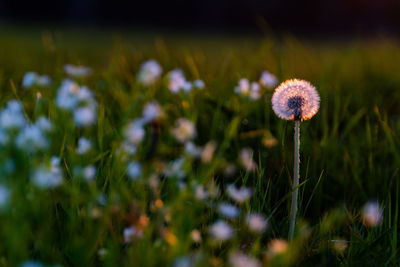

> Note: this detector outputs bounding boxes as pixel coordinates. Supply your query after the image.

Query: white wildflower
[239,148,257,171]
[64,64,92,77]
[32,157,63,189]
[137,60,163,85]
[229,251,261,267]
[217,203,240,218]
[209,220,233,241]
[127,161,142,180]
[227,184,252,203]
[259,70,278,88]
[142,101,163,122]
[193,79,205,89]
[76,137,92,154]
[246,213,267,233]
[362,201,383,227]
[171,118,196,143]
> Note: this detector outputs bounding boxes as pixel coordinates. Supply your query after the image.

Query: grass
[0,27,399,266]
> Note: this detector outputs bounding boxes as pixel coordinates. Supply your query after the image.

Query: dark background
[1,0,400,35]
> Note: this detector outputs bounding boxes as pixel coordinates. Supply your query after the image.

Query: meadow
[0,27,399,266]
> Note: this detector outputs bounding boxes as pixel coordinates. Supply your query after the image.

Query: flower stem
[289,120,300,241]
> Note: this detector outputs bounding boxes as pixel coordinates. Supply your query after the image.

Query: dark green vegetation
[0,27,399,266]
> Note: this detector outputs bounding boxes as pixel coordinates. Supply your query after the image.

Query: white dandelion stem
[289,120,300,241]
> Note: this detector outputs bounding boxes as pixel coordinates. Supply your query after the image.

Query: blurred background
[1,0,400,36]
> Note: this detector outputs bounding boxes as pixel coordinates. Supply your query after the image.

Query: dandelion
[229,251,261,267]
[245,213,267,233]
[259,70,278,88]
[217,203,240,218]
[209,220,233,241]
[64,64,92,77]
[226,184,252,203]
[171,118,196,143]
[362,201,383,227]
[272,79,320,241]
[137,60,163,85]
[239,148,257,171]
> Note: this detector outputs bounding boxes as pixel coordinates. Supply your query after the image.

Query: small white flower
[234,78,250,95]
[249,82,261,100]
[184,141,202,157]
[362,201,383,227]
[171,118,196,143]
[193,79,205,89]
[195,185,209,200]
[125,121,145,145]
[246,213,267,233]
[32,157,63,189]
[127,161,142,180]
[83,165,97,181]
[35,117,53,132]
[16,125,49,153]
[259,70,278,88]
[137,60,163,85]
[209,220,233,241]
[0,100,27,130]
[217,203,240,218]
[167,69,187,93]
[142,101,163,122]
[64,64,92,77]
[227,184,252,203]
[22,72,38,88]
[76,137,92,154]
[73,106,96,127]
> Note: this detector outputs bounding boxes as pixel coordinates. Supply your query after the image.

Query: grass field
[0,27,399,266]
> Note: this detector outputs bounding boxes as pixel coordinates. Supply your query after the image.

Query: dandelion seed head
[272,79,320,121]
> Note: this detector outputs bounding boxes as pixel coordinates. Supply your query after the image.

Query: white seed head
[272,79,320,121]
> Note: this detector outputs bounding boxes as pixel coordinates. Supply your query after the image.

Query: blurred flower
[0,100,27,130]
[234,78,250,96]
[0,129,9,145]
[22,72,52,88]
[125,120,145,145]
[272,79,320,121]
[227,184,252,203]
[209,220,233,241]
[20,261,43,267]
[185,141,202,157]
[76,137,92,155]
[217,203,240,218]
[123,225,143,243]
[127,161,142,180]
[229,251,261,267]
[35,117,53,132]
[362,201,383,227]
[83,165,97,181]
[64,64,92,77]
[262,136,278,148]
[142,101,163,122]
[191,229,202,243]
[22,72,37,88]
[168,69,187,93]
[193,79,205,89]
[164,157,185,179]
[97,248,108,259]
[16,125,49,153]
[0,185,10,209]
[171,118,196,143]
[245,213,267,233]
[249,82,261,100]
[73,106,96,127]
[137,60,163,85]
[268,239,288,255]
[239,148,257,171]
[195,185,209,200]
[32,157,63,189]
[201,141,217,163]
[259,70,278,88]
